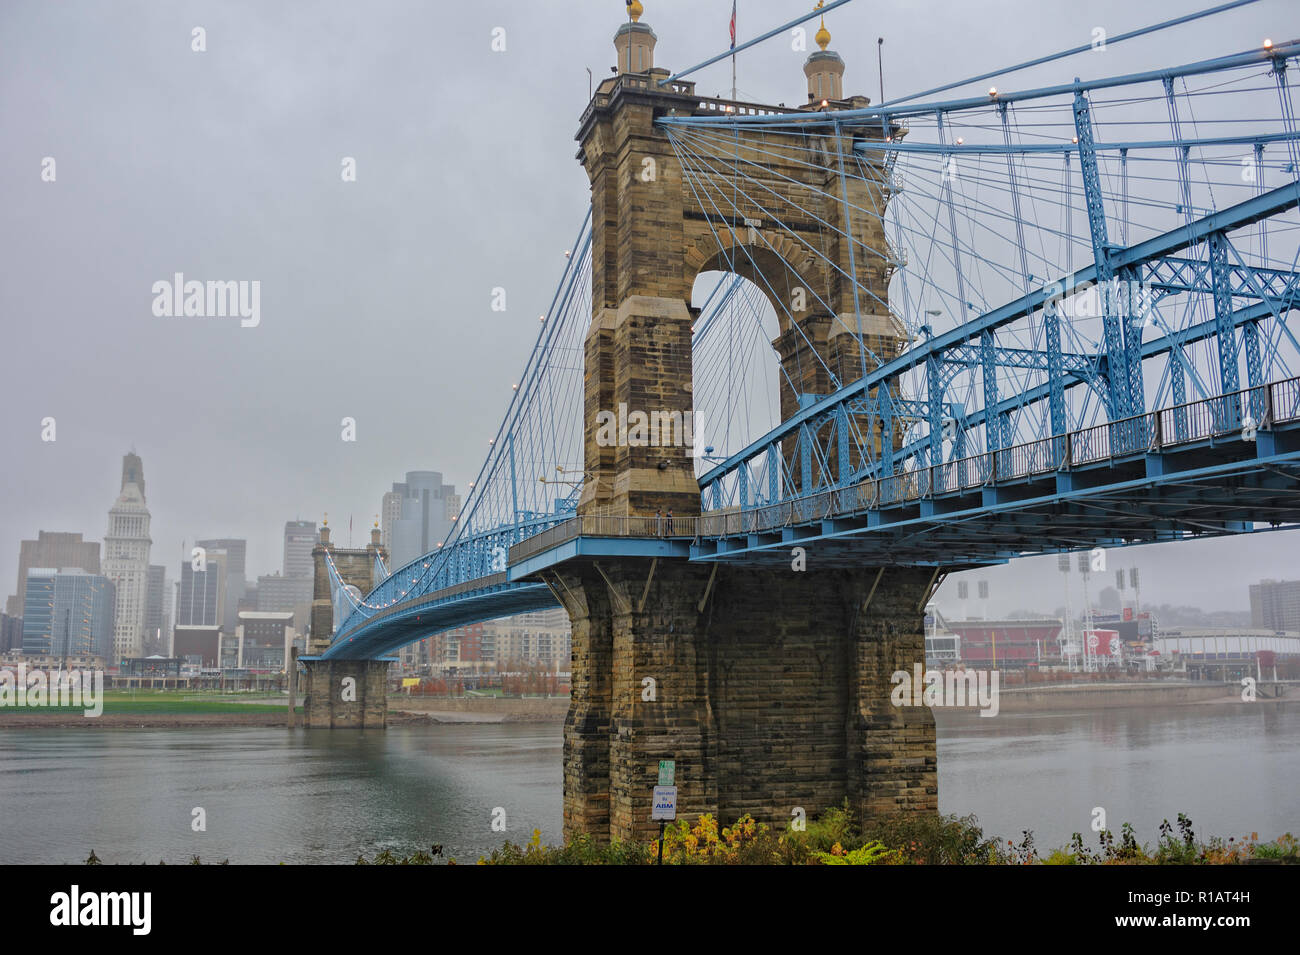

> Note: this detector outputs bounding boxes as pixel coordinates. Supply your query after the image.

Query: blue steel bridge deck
[326,378,1300,659]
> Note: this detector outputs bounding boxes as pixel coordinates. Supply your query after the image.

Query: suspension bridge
[304,1,1300,842]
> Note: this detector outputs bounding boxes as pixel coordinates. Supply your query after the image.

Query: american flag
[729,1,736,49]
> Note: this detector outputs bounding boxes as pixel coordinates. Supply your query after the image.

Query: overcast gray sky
[1,0,1295,614]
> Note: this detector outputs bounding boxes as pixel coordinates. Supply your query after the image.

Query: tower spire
[804,0,845,104]
[615,1,656,74]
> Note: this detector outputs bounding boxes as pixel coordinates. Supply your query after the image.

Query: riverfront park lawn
[2,689,298,715]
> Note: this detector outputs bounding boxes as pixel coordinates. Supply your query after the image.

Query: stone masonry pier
[549,559,937,844]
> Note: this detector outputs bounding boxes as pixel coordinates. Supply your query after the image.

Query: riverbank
[0,689,569,727]
[2,682,1288,728]
[991,681,1237,712]
[390,696,569,723]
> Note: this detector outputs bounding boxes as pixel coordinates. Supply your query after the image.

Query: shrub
[861,811,1004,864]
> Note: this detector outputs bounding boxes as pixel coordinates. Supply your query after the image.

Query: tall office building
[1250,579,1300,632]
[0,612,23,653]
[161,573,175,651]
[176,554,226,630]
[143,564,168,651]
[381,471,460,569]
[20,568,116,659]
[273,521,317,630]
[195,538,247,634]
[103,453,152,659]
[283,521,317,579]
[196,539,246,582]
[380,492,404,557]
[7,531,100,617]
[257,571,308,617]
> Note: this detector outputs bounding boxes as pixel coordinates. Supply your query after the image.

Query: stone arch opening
[688,268,783,475]
[688,241,836,439]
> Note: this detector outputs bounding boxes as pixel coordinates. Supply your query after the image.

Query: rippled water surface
[2,703,1296,863]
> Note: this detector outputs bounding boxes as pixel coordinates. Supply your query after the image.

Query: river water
[1,703,1296,864]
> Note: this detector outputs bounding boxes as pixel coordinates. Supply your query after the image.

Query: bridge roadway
[322,376,1300,660]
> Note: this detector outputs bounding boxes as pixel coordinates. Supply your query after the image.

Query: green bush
[381,815,1300,866]
[860,810,1005,864]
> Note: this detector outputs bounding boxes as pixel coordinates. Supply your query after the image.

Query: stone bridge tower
[576,3,906,518]
[307,519,386,656]
[300,519,391,728]
[554,4,936,845]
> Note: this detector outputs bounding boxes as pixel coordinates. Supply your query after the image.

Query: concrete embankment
[967,681,1254,715]
[389,696,569,723]
[0,696,570,727]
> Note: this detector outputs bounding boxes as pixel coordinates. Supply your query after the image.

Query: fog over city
[1,0,1295,613]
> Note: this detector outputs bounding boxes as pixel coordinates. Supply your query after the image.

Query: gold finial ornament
[627,0,643,23]
[323,512,328,527]
[813,0,831,50]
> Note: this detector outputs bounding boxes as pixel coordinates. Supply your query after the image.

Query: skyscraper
[195,539,247,634]
[176,554,226,629]
[103,453,152,659]
[283,521,317,580]
[21,568,116,659]
[380,491,404,558]
[143,564,168,652]
[0,612,23,653]
[278,521,317,629]
[381,471,460,569]
[6,531,101,617]
[1250,579,1300,632]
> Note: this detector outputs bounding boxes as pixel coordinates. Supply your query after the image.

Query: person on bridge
[666,509,674,536]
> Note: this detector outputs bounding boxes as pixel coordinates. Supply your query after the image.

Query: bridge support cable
[935,109,990,456]
[666,125,898,370]
[875,0,1264,110]
[694,172,1300,508]
[997,101,1041,453]
[833,118,869,383]
[1119,148,1130,247]
[667,132,837,397]
[1273,57,1300,201]
[1162,76,1209,440]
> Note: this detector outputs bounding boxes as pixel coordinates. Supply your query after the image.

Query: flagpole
[731,1,737,100]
